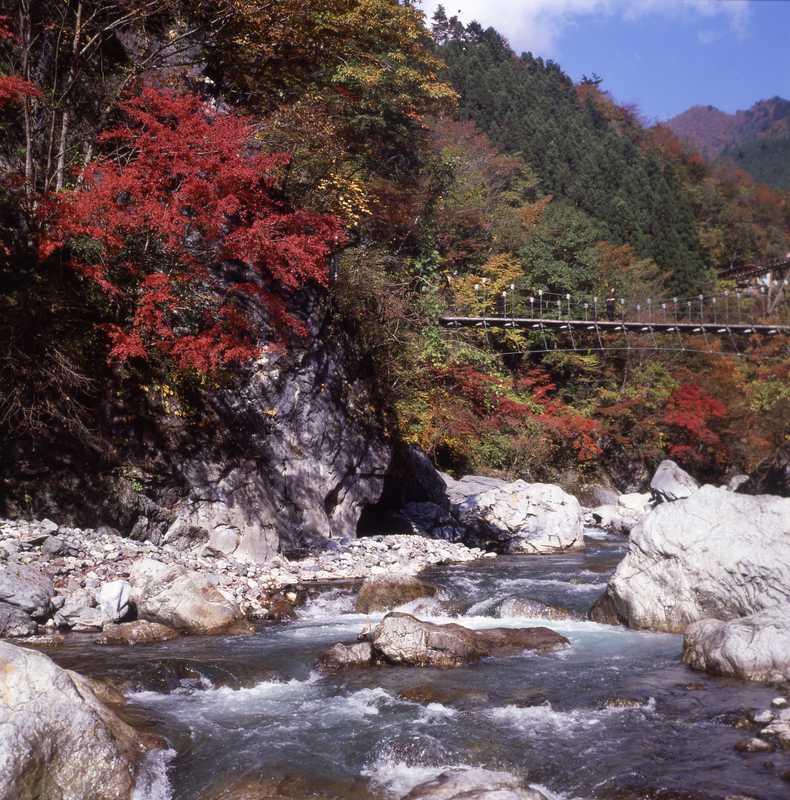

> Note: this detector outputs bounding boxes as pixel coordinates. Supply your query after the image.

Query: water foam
[297,589,357,620]
[128,672,320,706]
[132,748,176,800]
[489,697,657,736]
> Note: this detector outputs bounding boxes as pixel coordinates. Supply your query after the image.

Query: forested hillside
[0,1,788,522]
[669,97,790,189]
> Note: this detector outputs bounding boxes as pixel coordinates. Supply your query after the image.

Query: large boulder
[369,612,568,668]
[682,604,790,682]
[355,575,437,613]
[590,486,790,632]
[454,480,584,554]
[649,459,699,504]
[0,562,54,619]
[404,768,547,800]
[0,641,154,799]
[129,558,243,634]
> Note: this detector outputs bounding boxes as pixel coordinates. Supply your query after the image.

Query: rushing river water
[41,531,789,800]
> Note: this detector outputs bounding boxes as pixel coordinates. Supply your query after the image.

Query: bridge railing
[448,282,789,328]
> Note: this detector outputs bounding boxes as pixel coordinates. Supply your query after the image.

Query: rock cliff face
[2,294,391,561]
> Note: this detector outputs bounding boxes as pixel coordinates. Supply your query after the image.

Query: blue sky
[420,0,790,121]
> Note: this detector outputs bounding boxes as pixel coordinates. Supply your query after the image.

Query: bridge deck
[439,317,789,336]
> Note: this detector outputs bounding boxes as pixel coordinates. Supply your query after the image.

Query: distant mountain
[667,97,790,188]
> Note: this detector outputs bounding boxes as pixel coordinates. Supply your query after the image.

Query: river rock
[454,480,584,554]
[682,604,790,682]
[590,504,642,535]
[129,558,244,634]
[96,620,179,646]
[355,575,438,613]
[0,562,54,619]
[590,486,790,632]
[54,588,104,631]
[618,492,651,513]
[649,459,699,504]
[98,580,131,623]
[0,641,153,799]
[493,597,578,621]
[0,601,37,637]
[318,641,374,671]
[370,612,568,668]
[404,768,547,800]
[199,773,380,799]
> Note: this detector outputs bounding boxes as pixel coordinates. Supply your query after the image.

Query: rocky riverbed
[1,459,790,800]
[0,516,490,637]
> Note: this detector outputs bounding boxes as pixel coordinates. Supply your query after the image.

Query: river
[41,530,788,799]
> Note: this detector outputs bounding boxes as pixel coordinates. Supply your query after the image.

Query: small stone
[735,738,774,753]
[771,697,787,708]
[754,710,774,724]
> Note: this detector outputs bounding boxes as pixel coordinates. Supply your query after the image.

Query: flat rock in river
[370,612,568,668]
[404,767,548,800]
[590,486,790,632]
[96,620,179,646]
[355,575,437,613]
[682,604,790,682]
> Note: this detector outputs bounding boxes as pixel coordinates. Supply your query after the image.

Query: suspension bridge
[438,277,790,358]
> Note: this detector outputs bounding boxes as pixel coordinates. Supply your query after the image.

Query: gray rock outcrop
[129,558,243,634]
[0,562,54,619]
[453,480,584,553]
[682,604,790,682]
[649,459,699,504]
[0,641,154,799]
[4,294,391,562]
[591,486,790,632]
[0,601,38,637]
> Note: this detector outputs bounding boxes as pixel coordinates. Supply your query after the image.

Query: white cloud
[419,0,750,55]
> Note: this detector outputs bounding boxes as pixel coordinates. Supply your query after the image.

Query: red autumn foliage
[661,383,727,465]
[41,87,346,372]
[0,16,41,108]
[0,74,41,107]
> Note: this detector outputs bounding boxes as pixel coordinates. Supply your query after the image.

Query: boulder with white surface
[591,486,790,632]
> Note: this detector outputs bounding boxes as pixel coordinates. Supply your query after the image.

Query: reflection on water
[41,534,790,800]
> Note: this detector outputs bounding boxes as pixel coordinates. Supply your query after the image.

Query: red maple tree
[662,383,727,465]
[41,86,346,372]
